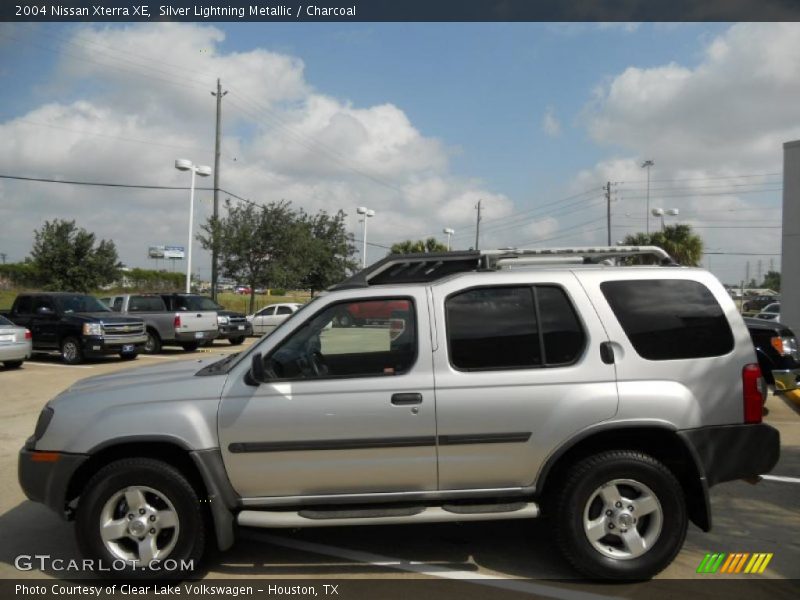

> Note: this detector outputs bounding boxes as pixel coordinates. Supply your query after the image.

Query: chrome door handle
[391,393,423,405]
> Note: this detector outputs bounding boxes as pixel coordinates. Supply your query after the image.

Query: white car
[0,315,32,369]
[247,303,303,336]
[755,302,781,322]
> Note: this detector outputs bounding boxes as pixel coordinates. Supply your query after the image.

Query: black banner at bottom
[5,578,800,600]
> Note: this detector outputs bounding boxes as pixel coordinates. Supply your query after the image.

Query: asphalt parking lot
[1,339,799,594]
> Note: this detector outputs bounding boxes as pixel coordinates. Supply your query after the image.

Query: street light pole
[651,207,679,231]
[175,159,212,294]
[443,227,455,250]
[641,160,654,234]
[357,206,375,268]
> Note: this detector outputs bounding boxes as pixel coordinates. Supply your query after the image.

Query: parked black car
[744,317,799,397]
[0,293,146,364]
[742,295,780,313]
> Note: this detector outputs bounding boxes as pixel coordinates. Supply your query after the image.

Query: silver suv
[19,247,780,580]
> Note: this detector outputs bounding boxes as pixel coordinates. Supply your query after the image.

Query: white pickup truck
[101,293,218,353]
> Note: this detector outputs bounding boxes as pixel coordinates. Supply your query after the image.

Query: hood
[66,312,144,323]
[217,310,246,318]
[41,356,228,454]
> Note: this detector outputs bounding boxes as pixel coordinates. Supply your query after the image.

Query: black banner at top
[4,0,800,23]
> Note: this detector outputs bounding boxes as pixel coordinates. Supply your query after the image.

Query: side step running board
[237,502,539,528]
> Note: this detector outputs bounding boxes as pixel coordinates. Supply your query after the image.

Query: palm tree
[622,224,703,266]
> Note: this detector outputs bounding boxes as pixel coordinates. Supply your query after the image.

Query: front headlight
[218,316,230,325]
[82,323,103,336]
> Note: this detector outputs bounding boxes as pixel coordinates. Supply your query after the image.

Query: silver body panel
[105,295,218,343]
[247,303,301,336]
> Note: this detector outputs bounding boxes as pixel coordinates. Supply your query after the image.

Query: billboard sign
[164,246,185,259]
[148,245,165,259]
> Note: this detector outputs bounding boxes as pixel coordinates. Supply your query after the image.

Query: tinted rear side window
[537,286,586,364]
[601,279,734,360]
[447,287,542,370]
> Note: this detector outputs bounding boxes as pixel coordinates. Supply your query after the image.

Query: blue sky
[0,22,792,283]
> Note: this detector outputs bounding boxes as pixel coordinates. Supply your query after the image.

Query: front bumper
[218,322,253,339]
[81,334,147,356]
[679,423,780,488]
[18,448,89,517]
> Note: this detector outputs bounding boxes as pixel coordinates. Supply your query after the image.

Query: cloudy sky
[0,22,795,284]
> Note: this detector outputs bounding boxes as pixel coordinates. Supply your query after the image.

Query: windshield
[55,295,111,314]
[177,296,219,311]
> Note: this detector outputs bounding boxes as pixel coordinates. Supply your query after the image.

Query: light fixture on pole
[641,160,655,234]
[651,207,679,231]
[442,227,455,250]
[356,206,375,268]
[175,159,212,293]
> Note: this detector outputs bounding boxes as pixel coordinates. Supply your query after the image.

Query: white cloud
[541,106,561,138]
[0,24,512,270]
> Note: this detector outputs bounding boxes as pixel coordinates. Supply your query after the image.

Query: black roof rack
[329,246,676,290]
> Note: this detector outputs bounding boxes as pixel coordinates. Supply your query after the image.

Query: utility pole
[0,253,6,264]
[745,260,750,285]
[211,78,227,301]
[474,199,482,250]
[641,160,654,234]
[605,182,612,245]
[757,259,763,285]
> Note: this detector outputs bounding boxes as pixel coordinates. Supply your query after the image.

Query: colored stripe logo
[697,552,773,574]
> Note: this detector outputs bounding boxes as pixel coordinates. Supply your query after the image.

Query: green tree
[297,210,358,294]
[30,219,121,292]
[390,237,448,254]
[198,200,304,313]
[761,270,781,292]
[622,224,704,266]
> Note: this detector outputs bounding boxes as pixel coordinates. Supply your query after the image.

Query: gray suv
[18,247,780,580]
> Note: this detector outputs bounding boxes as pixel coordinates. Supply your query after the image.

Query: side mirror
[246,352,266,386]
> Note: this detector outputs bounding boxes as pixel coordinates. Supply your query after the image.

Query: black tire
[180,343,199,352]
[60,337,84,365]
[228,336,245,346]
[119,352,138,361]
[3,360,23,369]
[143,330,162,354]
[554,450,687,580]
[75,458,204,579]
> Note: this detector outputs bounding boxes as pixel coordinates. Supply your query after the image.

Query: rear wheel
[61,337,83,365]
[75,458,204,578]
[3,360,23,369]
[119,352,138,361]
[180,343,199,352]
[143,330,161,354]
[554,450,687,580]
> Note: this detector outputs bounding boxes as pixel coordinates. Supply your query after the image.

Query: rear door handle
[600,341,615,364]
[391,393,423,405]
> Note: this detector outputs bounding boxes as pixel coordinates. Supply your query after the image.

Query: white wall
[782,141,800,333]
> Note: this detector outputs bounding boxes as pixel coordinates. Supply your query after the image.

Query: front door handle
[600,341,615,364]
[391,393,423,405]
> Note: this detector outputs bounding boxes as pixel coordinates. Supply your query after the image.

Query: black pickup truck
[0,292,147,364]
[745,316,800,398]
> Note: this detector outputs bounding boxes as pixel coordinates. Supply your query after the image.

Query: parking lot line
[136,354,181,360]
[761,474,800,484]
[249,532,620,600]
[24,361,94,369]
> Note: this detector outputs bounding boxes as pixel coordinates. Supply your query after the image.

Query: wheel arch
[67,437,237,550]
[536,424,711,532]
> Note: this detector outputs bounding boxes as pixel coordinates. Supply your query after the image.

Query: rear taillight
[174,315,181,329]
[24,329,32,340]
[742,363,765,424]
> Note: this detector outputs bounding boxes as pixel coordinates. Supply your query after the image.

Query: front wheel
[554,450,687,580]
[61,337,84,365]
[180,343,199,352]
[228,336,245,346]
[3,360,23,369]
[75,458,205,578]
[119,352,138,361]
